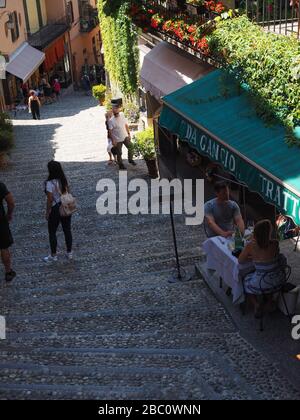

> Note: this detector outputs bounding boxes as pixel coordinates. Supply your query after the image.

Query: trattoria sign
[160,111,300,225]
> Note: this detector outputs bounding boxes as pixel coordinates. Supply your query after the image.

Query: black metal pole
[170,197,182,280]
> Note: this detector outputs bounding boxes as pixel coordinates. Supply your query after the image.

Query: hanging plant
[98,0,139,97]
[208,15,300,145]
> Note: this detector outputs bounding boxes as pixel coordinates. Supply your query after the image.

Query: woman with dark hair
[28,90,41,120]
[238,219,286,316]
[44,161,73,262]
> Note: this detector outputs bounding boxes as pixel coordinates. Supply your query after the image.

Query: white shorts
[107,139,113,153]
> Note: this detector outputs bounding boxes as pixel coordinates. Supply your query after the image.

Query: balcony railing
[138,1,300,38]
[244,0,300,38]
[80,14,99,32]
[130,1,221,64]
[26,16,70,49]
[79,1,99,33]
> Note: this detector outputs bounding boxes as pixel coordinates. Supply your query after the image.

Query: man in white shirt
[108,105,136,170]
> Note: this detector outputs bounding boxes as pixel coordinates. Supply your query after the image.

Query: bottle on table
[234,226,244,250]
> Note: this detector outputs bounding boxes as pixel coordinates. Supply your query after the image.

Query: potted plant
[0,112,14,167]
[131,127,159,178]
[92,84,106,105]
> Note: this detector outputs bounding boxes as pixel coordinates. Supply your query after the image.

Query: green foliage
[209,16,300,144]
[0,113,14,153]
[92,84,106,101]
[124,101,140,123]
[131,127,156,161]
[98,0,139,97]
[104,91,113,111]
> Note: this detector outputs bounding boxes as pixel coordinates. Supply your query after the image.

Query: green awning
[159,69,300,225]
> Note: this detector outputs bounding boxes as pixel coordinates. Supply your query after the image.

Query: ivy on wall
[208,16,300,144]
[98,0,139,98]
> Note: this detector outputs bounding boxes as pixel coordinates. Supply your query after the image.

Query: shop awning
[6,42,45,82]
[140,41,213,100]
[159,69,300,225]
[44,37,65,72]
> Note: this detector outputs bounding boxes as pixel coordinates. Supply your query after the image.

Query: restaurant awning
[159,69,300,225]
[140,41,214,100]
[6,42,45,82]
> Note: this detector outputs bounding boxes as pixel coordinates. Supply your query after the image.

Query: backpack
[52,181,77,217]
[60,191,77,217]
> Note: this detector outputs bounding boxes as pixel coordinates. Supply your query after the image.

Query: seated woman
[238,219,286,317]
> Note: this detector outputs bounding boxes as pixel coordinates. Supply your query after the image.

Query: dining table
[202,236,254,304]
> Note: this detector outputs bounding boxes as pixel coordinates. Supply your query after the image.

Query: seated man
[204,181,245,238]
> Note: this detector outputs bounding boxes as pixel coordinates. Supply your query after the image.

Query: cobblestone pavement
[0,93,299,400]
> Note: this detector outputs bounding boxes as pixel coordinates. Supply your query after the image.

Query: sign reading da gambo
[180,118,300,225]
[179,119,237,174]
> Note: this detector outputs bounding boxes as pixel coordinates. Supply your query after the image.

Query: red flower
[151,18,159,29]
[187,25,196,33]
[197,37,210,55]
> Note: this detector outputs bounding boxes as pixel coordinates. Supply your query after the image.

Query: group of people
[19,79,62,120]
[105,104,136,170]
[204,181,290,315]
[0,160,74,282]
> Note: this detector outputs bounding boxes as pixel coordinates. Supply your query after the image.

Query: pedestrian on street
[28,90,41,120]
[0,182,16,282]
[108,105,136,170]
[105,111,117,165]
[44,161,73,263]
[81,74,91,96]
[21,82,29,105]
[53,79,62,100]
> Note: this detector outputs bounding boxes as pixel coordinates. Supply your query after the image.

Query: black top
[0,182,9,220]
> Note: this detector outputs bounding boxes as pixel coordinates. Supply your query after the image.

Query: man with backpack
[0,182,16,282]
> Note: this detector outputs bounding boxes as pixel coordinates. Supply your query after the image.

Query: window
[67,1,74,24]
[11,11,20,42]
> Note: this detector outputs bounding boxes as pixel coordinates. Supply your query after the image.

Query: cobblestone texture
[0,93,299,400]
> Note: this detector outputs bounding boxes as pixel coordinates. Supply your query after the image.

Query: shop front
[43,36,72,88]
[3,42,45,108]
[158,69,300,226]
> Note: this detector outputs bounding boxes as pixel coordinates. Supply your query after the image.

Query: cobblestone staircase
[0,93,299,400]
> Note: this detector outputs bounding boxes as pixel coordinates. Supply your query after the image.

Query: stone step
[0,359,250,400]
[2,281,207,316]
[0,383,176,401]
[5,302,235,335]
[0,338,298,400]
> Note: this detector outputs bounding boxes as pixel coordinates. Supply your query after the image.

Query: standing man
[0,182,16,282]
[108,105,136,170]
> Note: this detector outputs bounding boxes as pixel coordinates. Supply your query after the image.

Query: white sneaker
[43,255,58,263]
[66,252,73,260]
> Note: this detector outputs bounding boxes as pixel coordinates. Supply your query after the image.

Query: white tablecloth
[203,237,254,304]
